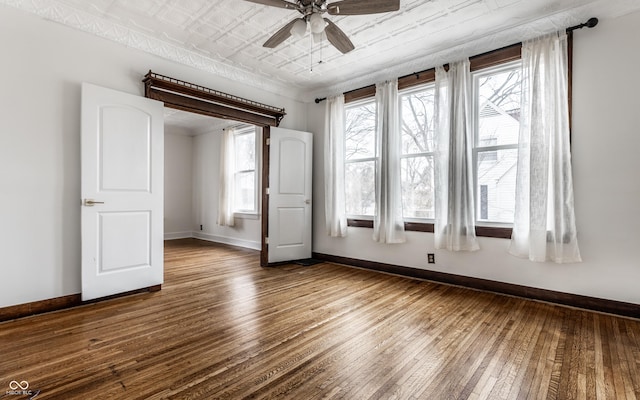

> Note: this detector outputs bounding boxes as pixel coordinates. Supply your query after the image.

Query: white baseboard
[164,231,194,240]
[192,232,261,251]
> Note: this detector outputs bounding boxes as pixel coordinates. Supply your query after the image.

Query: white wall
[309,10,640,305]
[0,6,306,308]
[164,129,194,239]
[191,129,262,250]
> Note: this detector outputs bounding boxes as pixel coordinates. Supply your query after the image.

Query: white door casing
[81,83,164,301]
[268,127,313,263]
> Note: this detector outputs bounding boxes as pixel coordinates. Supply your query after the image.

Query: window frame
[232,126,260,219]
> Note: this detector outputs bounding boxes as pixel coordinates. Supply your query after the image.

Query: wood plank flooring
[1,238,639,399]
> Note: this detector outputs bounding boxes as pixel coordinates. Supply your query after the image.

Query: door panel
[278,139,306,194]
[100,106,152,191]
[81,83,164,301]
[277,207,305,246]
[99,211,151,272]
[268,127,312,263]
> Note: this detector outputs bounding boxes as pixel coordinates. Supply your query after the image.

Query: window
[345,99,376,217]
[473,61,522,224]
[341,44,529,237]
[400,85,436,220]
[344,88,437,222]
[233,127,259,215]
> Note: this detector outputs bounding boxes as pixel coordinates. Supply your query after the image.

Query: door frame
[261,126,271,267]
[143,72,284,266]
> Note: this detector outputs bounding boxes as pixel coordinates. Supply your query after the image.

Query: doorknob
[84,199,105,207]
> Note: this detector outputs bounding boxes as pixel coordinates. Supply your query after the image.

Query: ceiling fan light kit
[291,18,308,36]
[244,0,401,54]
[309,13,326,34]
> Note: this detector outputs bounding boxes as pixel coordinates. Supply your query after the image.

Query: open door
[267,127,313,263]
[81,83,164,301]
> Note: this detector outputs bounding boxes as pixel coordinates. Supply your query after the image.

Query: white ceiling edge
[305,0,640,103]
[0,0,306,101]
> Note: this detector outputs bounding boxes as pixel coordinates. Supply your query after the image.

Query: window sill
[234,212,260,220]
[346,219,512,239]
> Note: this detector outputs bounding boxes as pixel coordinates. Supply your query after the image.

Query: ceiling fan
[244,0,401,54]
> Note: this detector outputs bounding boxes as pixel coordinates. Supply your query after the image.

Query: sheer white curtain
[217,127,235,227]
[509,32,581,263]
[324,94,348,237]
[373,79,406,244]
[434,59,479,251]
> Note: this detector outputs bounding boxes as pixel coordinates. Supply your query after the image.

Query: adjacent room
[1,0,639,398]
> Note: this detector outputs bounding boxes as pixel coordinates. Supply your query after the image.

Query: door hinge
[266,138,271,145]
[265,237,269,244]
[265,187,270,195]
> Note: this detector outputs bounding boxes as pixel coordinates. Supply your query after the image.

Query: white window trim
[232,126,261,218]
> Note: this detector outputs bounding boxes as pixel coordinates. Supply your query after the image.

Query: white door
[268,127,313,263]
[81,83,164,301]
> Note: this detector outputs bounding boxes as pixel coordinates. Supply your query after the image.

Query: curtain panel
[324,94,348,237]
[510,32,581,263]
[373,79,406,244]
[217,127,236,227]
[434,59,480,251]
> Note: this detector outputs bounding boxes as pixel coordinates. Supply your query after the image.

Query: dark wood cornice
[143,71,286,127]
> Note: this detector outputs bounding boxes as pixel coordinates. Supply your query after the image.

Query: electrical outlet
[200,225,203,231]
[427,253,435,264]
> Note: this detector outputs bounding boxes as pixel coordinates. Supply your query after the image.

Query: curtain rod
[222,123,252,131]
[314,17,599,104]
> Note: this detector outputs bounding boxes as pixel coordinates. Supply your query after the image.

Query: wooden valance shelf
[143,71,286,127]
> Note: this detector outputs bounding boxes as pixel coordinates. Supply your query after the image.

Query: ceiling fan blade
[243,0,298,10]
[263,18,300,48]
[327,0,400,15]
[324,19,355,54]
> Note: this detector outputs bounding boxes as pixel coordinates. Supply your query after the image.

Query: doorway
[144,70,311,267]
[163,109,263,252]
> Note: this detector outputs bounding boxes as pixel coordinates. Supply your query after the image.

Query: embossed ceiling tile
[261,52,292,68]
[157,11,192,27]
[213,43,242,59]
[281,48,313,66]
[232,24,260,40]
[495,0,524,7]
[192,21,223,38]
[237,46,265,59]
[118,0,158,15]
[205,10,233,29]
[217,35,246,50]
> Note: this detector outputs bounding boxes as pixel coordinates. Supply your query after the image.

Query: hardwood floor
[1,239,639,399]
